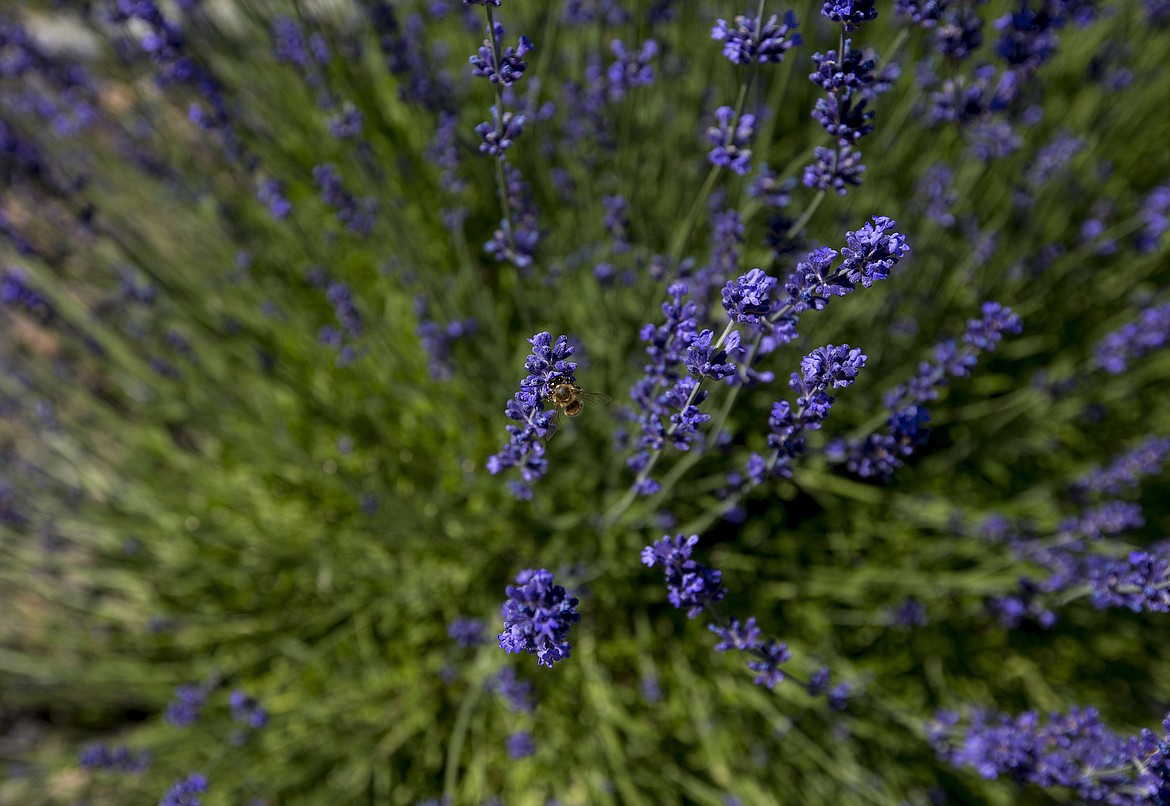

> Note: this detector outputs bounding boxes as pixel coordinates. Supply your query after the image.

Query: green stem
[443,676,485,799]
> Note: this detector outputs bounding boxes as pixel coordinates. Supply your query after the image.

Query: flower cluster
[641,534,726,618]
[164,684,207,727]
[313,164,376,237]
[106,1,240,158]
[711,11,802,66]
[828,302,1022,481]
[1137,185,1170,253]
[79,744,151,773]
[484,163,540,269]
[627,284,707,494]
[745,345,868,486]
[604,39,659,101]
[447,617,488,648]
[722,268,779,325]
[822,0,879,30]
[159,773,208,806]
[803,25,885,195]
[487,332,577,498]
[1071,436,1170,498]
[470,25,534,87]
[931,707,1170,802]
[415,295,477,380]
[315,282,365,367]
[229,690,269,730]
[709,617,794,690]
[1095,301,1170,374]
[0,267,52,322]
[982,434,1167,624]
[559,38,659,153]
[465,3,541,269]
[706,106,756,175]
[1087,543,1170,613]
[489,667,535,713]
[498,569,581,668]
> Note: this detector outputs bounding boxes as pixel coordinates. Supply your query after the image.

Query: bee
[545,379,611,439]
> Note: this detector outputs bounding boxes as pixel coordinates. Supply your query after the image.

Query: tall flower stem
[484,6,519,260]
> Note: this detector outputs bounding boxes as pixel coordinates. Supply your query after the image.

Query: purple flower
[448,617,488,647]
[229,690,268,730]
[709,617,763,652]
[606,39,658,100]
[748,345,867,485]
[498,569,580,668]
[707,106,756,175]
[470,25,534,86]
[326,105,364,139]
[896,0,944,27]
[1088,543,1170,613]
[722,268,779,324]
[1095,301,1170,374]
[484,163,540,269]
[313,164,376,236]
[487,332,576,496]
[711,12,801,65]
[822,0,878,29]
[812,94,874,143]
[747,640,792,689]
[506,730,536,758]
[839,216,910,288]
[474,105,526,158]
[1072,436,1170,498]
[831,302,1020,481]
[1136,185,1170,253]
[628,283,706,482]
[0,267,52,321]
[164,684,207,727]
[601,194,631,252]
[79,744,151,773]
[160,773,208,806]
[748,165,794,208]
[917,164,957,227]
[641,534,726,618]
[809,41,876,91]
[272,16,311,69]
[490,667,535,713]
[803,144,866,194]
[995,7,1059,73]
[416,296,477,380]
[685,329,740,380]
[257,179,292,220]
[932,706,1170,801]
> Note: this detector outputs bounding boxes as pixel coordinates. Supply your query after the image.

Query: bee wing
[577,390,613,406]
[544,407,564,443]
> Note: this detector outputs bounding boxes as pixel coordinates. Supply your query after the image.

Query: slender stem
[484,6,519,259]
[785,190,826,240]
[668,164,721,267]
[443,675,485,799]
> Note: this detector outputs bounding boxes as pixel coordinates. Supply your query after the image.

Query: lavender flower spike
[711,12,802,66]
[707,106,756,175]
[641,534,727,618]
[487,332,577,498]
[160,773,208,806]
[498,569,580,667]
[722,268,779,324]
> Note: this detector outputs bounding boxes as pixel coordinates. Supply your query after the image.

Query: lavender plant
[1,0,1169,804]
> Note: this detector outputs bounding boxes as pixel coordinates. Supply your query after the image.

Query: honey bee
[545,379,611,438]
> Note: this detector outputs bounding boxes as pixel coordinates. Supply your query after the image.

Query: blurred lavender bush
[2,0,1170,803]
